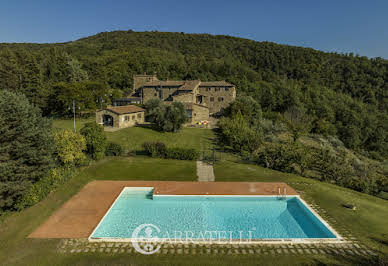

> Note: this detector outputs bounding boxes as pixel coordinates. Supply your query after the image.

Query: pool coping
[88,187,344,244]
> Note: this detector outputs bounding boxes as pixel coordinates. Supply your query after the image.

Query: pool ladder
[278,187,287,200]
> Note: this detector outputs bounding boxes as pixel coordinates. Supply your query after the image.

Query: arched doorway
[103,114,114,127]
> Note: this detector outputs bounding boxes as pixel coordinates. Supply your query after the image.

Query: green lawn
[52,117,94,131]
[107,126,215,152]
[1,156,387,265]
[78,156,196,181]
[53,118,215,152]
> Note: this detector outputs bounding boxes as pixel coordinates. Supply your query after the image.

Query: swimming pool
[89,187,340,242]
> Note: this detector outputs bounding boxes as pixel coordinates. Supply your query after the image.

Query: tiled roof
[143,80,185,87]
[178,80,201,91]
[199,81,234,87]
[105,105,144,115]
[141,80,234,90]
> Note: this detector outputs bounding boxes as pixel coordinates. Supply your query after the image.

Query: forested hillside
[0,30,387,158]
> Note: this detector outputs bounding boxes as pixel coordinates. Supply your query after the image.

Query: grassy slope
[215,161,388,254]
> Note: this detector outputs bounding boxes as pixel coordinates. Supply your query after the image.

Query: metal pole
[73,100,76,132]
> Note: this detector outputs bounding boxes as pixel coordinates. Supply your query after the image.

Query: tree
[144,100,187,132]
[282,106,313,142]
[54,130,86,165]
[67,58,88,83]
[80,122,107,160]
[224,96,262,126]
[218,112,262,153]
[162,102,188,132]
[0,90,55,210]
[145,98,164,122]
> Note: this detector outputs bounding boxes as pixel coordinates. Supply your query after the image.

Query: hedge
[142,142,199,160]
[165,147,199,160]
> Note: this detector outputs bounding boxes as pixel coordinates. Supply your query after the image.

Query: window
[124,115,130,121]
[137,113,142,119]
[207,87,211,91]
[225,87,229,91]
[210,97,214,102]
[215,87,220,92]
[218,97,224,102]
[132,115,135,120]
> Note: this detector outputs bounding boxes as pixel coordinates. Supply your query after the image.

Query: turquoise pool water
[90,188,337,240]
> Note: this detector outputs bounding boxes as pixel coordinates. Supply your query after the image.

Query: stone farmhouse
[99,74,236,128]
[96,105,145,129]
[114,74,236,124]
[132,74,236,116]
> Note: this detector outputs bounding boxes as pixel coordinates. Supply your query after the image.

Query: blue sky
[1,0,388,58]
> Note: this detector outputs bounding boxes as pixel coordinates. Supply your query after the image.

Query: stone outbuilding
[96,105,145,129]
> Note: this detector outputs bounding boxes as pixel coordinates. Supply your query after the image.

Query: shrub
[165,148,199,160]
[142,141,167,157]
[105,142,123,156]
[377,191,388,200]
[80,122,107,160]
[255,143,299,172]
[54,129,86,165]
[224,96,262,125]
[15,167,76,210]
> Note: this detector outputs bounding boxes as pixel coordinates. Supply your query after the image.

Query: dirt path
[196,161,215,181]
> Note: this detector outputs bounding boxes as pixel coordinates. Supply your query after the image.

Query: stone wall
[172,92,195,102]
[142,87,181,102]
[188,104,209,124]
[197,86,236,114]
[142,87,160,102]
[118,112,144,128]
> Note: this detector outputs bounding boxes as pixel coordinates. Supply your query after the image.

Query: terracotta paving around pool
[29,180,298,239]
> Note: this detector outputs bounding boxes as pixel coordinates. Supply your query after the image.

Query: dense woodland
[0,30,387,160]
